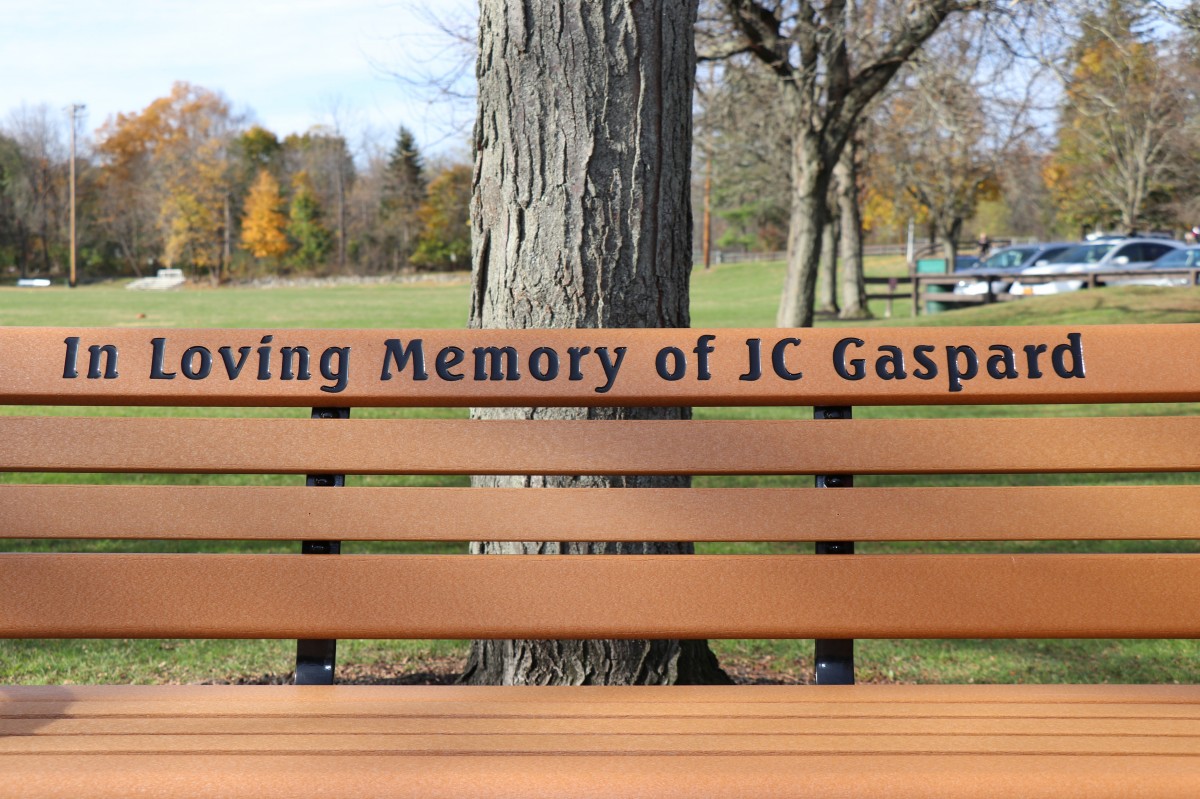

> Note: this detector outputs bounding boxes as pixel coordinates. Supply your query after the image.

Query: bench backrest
[2,325,1199,681]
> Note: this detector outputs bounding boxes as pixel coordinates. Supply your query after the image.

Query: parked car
[953,243,1075,297]
[1111,245,1200,287]
[1009,238,1183,296]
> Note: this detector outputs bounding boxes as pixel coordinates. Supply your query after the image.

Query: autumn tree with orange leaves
[240,169,290,260]
[95,82,241,283]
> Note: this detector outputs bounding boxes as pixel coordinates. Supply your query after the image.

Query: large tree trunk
[463,0,727,687]
[816,216,839,316]
[777,131,829,329]
[835,140,870,319]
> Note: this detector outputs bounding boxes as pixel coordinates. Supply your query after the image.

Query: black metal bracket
[295,406,349,686]
[814,405,855,686]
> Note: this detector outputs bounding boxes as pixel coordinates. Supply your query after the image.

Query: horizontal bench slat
[6,684,1200,716]
[4,553,1200,639]
[8,731,1200,756]
[3,325,1199,407]
[4,416,1200,474]
[9,712,1198,737]
[5,484,1200,541]
[6,752,1200,799]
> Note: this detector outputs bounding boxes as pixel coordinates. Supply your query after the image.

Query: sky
[1,0,475,155]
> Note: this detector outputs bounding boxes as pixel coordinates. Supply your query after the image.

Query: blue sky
[1,0,474,153]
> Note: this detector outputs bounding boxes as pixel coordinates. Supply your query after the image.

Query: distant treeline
[0,82,470,283]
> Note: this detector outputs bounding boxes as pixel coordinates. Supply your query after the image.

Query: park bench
[3,323,1200,797]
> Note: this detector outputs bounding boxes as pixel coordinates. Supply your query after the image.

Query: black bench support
[295,406,350,686]
[814,405,855,686]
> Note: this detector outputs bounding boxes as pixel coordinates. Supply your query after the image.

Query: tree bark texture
[777,131,829,329]
[464,0,727,687]
[816,216,839,316]
[835,140,869,319]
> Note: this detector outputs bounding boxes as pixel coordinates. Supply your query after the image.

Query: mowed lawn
[4,263,1200,684]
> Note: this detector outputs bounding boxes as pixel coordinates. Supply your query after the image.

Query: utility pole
[701,61,716,271]
[66,103,85,289]
[702,151,712,270]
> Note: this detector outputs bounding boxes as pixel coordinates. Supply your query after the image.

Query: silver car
[954,243,1074,297]
[1115,245,1200,287]
[1009,239,1183,296]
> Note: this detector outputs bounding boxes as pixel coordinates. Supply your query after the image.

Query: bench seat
[5,684,1200,798]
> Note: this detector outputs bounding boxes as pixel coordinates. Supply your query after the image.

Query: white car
[1009,239,1183,296]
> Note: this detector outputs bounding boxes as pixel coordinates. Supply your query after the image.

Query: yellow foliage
[240,169,290,259]
[96,82,236,274]
[860,187,896,234]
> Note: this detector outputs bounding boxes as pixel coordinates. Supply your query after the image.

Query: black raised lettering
[257,335,273,380]
[319,347,350,393]
[181,346,213,380]
[1024,344,1047,378]
[740,338,762,382]
[150,337,175,380]
[381,338,428,381]
[87,344,119,380]
[832,338,863,381]
[693,335,716,381]
[473,346,520,381]
[1052,333,1086,379]
[987,345,1019,379]
[945,345,979,393]
[436,347,465,381]
[772,338,804,381]
[875,345,907,380]
[656,346,686,381]
[63,337,80,379]
[567,346,591,381]
[913,345,938,380]
[280,346,311,381]
[218,346,251,379]
[529,347,559,381]
[594,347,626,394]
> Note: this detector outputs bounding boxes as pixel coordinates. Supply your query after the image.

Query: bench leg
[295,407,350,686]
[814,406,855,686]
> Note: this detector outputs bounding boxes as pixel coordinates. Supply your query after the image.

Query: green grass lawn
[4,265,1200,685]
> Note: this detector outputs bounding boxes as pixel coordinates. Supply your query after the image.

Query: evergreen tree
[385,126,425,207]
[287,171,332,268]
[380,126,426,270]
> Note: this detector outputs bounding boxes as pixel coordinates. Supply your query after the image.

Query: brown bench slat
[4,553,1200,639]
[5,753,1199,799]
[10,714,1200,737]
[8,731,1200,756]
[4,686,1200,798]
[6,684,1200,716]
[5,484,1200,541]
[3,325,1199,406]
[4,416,1200,475]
